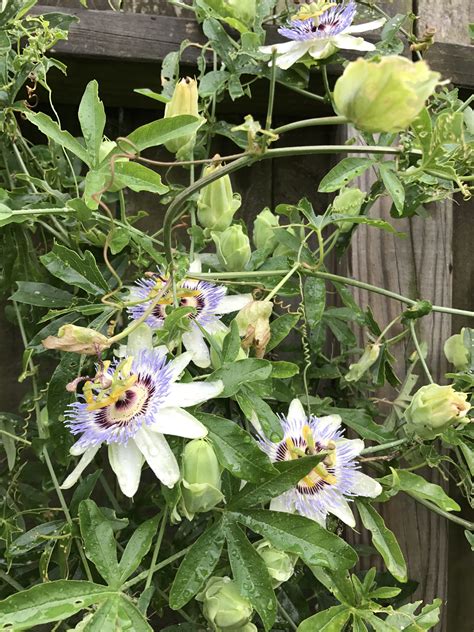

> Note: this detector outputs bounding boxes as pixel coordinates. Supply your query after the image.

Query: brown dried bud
[42,325,110,355]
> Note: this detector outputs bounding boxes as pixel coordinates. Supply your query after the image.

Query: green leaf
[227,455,327,510]
[270,361,299,378]
[127,115,203,152]
[235,386,283,441]
[196,413,276,482]
[231,510,357,571]
[380,164,405,216]
[323,408,395,443]
[0,413,18,471]
[118,596,154,631]
[225,522,276,630]
[8,521,64,557]
[267,313,300,352]
[78,80,106,167]
[383,469,460,512]
[297,605,351,631]
[356,501,407,583]
[0,580,113,630]
[111,162,169,194]
[310,567,356,606]
[118,515,160,583]
[70,471,102,516]
[304,277,326,329]
[170,520,225,609]
[84,596,120,630]
[11,282,74,308]
[79,500,119,586]
[209,358,272,397]
[222,319,241,363]
[318,158,375,193]
[24,111,91,166]
[40,244,108,295]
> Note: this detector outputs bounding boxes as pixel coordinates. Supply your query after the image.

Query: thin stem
[409,321,434,384]
[277,601,298,631]
[412,495,474,531]
[122,546,191,590]
[457,94,474,112]
[321,65,335,109]
[12,143,38,194]
[266,262,300,301]
[145,509,167,590]
[0,570,24,592]
[280,81,326,103]
[361,438,408,455]
[0,428,31,445]
[265,50,278,131]
[274,116,347,135]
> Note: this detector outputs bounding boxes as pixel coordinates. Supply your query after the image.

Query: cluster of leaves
[0,0,473,630]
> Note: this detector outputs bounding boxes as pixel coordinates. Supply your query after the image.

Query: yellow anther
[302,425,315,449]
[292,1,336,21]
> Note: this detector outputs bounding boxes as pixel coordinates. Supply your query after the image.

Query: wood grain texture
[417,0,474,46]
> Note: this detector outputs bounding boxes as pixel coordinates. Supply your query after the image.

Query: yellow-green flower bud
[180,439,224,519]
[223,0,256,25]
[212,225,251,271]
[164,77,200,155]
[197,162,242,232]
[252,208,279,252]
[235,300,273,358]
[405,383,471,439]
[254,540,297,587]
[345,343,381,382]
[444,329,470,371]
[197,576,256,631]
[332,187,366,233]
[42,325,110,355]
[334,56,441,133]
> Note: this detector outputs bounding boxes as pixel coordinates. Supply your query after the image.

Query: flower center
[151,281,204,320]
[106,382,151,423]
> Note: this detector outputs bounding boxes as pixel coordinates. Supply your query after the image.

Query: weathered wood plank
[31,6,474,89]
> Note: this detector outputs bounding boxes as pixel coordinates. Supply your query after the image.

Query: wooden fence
[1,1,473,629]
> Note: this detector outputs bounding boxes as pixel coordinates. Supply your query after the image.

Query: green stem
[266,262,300,301]
[122,546,191,590]
[280,81,326,103]
[145,509,167,590]
[409,321,434,384]
[265,50,278,131]
[277,601,297,631]
[321,65,334,109]
[274,115,347,135]
[361,438,408,455]
[0,428,31,445]
[0,570,24,592]
[411,495,474,531]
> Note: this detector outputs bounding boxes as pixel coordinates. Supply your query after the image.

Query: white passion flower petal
[182,326,211,368]
[332,33,376,52]
[216,294,253,315]
[60,445,100,489]
[163,380,223,408]
[148,407,208,439]
[287,399,307,425]
[351,471,383,498]
[326,493,356,528]
[133,427,180,488]
[108,441,144,498]
[167,351,193,381]
[345,17,386,34]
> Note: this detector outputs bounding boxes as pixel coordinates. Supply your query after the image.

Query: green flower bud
[345,343,381,382]
[235,300,273,358]
[212,226,251,271]
[332,187,366,233]
[197,576,256,631]
[223,0,256,25]
[180,439,224,519]
[197,162,242,232]
[334,56,441,133]
[164,77,200,155]
[42,325,110,355]
[444,328,470,371]
[405,383,471,439]
[254,540,297,587]
[252,208,279,252]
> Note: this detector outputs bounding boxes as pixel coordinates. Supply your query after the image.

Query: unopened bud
[42,325,110,355]
[197,162,241,232]
[223,0,256,25]
[444,328,470,371]
[180,439,224,519]
[334,56,441,133]
[197,576,256,631]
[164,77,200,155]
[345,343,381,382]
[332,187,366,233]
[254,540,297,587]
[235,300,273,358]
[252,208,279,252]
[405,383,471,439]
[212,225,251,271]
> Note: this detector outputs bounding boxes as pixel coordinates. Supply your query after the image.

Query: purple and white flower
[61,348,223,497]
[127,259,252,368]
[260,2,385,69]
[259,399,382,527]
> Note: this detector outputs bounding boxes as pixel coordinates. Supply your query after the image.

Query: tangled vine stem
[163,143,406,265]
